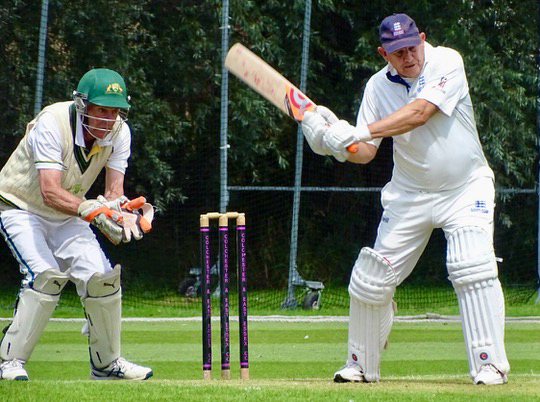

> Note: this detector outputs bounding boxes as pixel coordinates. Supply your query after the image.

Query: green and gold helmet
[73,69,130,140]
[74,68,130,109]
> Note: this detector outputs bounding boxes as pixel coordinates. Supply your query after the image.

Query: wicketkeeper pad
[0,268,70,362]
[81,265,122,369]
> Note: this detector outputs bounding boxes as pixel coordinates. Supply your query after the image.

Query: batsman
[0,68,154,381]
[302,14,509,385]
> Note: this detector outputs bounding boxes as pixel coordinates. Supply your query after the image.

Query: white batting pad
[447,226,509,378]
[347,247,397,382]
[447,226,498,285]
[0,288,59,361]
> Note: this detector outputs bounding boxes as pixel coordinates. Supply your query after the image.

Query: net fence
[0,1,538,316]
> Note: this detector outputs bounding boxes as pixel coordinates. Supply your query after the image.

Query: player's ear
[377,47,388,60]
[420,32,426,42]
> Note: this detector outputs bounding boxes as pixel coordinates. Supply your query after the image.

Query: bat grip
[347,143,359,154]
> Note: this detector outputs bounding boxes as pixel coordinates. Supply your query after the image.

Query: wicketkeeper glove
[78,198,124,245]
[117,196,155,243]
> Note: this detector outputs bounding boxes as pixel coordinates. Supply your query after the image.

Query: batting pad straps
[348,247,397,305]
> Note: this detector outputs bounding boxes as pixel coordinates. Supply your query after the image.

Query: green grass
[0,319,539,401]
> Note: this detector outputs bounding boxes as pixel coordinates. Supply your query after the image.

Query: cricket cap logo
[379,13,421,53]
[105,83,124,95]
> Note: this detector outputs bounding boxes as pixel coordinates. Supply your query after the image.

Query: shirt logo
[437,77,447,89]
[418,75,426,92]
[392,22,404,36]
[69,183,83,195]
[471,200,489,214]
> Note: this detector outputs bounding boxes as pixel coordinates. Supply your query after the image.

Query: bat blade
[224,43,315,122]
[224,43,358,153]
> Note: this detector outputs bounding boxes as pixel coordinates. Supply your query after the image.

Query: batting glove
[323,120,371,162]
[301,111,332,157]
[315,105,339,124]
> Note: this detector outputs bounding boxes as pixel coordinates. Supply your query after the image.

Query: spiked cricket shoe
[0,359,28,381]
[333,362,367,383]
[473,364,508,385]
[90,357,153,380]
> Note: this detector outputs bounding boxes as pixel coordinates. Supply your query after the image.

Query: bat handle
[347,143,359,154]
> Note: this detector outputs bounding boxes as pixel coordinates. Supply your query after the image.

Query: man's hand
[301,110,332,157]
[117,196,155,243]
[324,120,371,160]
[302,105,371,162]
[78,199,123,245]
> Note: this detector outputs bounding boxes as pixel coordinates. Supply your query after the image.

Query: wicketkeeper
[0,68,154,381]
[301,13,509,385]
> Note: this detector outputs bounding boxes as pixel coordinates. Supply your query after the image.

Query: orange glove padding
[78,199,123,244]
[118,196,155,242]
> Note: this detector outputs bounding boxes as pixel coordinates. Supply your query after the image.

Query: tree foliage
[0,0,537,287]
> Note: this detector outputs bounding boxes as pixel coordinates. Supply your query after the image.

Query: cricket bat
[224,43,358,154]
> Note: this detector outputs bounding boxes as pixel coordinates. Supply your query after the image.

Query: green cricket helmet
[73,69,130,140]
[75,68,130,109]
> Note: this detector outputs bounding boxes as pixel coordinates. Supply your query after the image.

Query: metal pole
[219,0,230,213]
[34,0,49,115]
[281,0,313,309]
[536,3,540,303]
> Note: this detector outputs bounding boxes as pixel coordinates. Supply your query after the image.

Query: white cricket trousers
[373,176,495,284]
[0,209,113,296]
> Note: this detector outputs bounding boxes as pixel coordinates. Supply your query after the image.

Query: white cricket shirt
[28,106,131,174]
[357,42,493,191]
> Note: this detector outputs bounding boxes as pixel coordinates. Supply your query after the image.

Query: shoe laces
[107,357,142,374]
[341,361,364,372]
[479,364,502,375]
[1,359,25,369]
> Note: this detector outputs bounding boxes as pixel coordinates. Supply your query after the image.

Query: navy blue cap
[379,13,421,53]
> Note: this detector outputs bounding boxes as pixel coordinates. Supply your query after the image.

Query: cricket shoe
[473,364,508,385]
[0,359,29,381]
[333,362,367,383]
[90,357,153,380]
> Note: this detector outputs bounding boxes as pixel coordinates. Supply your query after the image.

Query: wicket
[200,212,249,380]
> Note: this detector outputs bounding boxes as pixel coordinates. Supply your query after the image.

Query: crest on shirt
[471,200,489,214]
[69,183,83,195]
[417,75,426,92]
